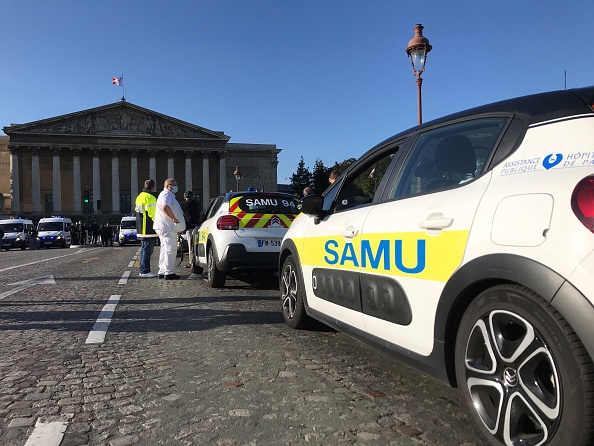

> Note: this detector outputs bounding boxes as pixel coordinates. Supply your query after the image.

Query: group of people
[71,221,113,245]
[135,178,201,280]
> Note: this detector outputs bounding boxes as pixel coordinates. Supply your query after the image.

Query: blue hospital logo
[543,153,563,170]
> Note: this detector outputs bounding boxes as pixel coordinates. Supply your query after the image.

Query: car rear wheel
[281,255,315,329]
[207,244,225,288]
[455,284,594,446]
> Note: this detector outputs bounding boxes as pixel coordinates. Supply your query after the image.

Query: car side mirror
[299,195,324,217]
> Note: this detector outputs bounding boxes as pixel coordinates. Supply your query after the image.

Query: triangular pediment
[4,101,229,140]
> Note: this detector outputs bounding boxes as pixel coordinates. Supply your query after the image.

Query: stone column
[8,145,20,215]
[31,147,41,214]
[167,150,175,178]
[149,150,157,182]
[52,147,62,214]
[92,148,101,213]
[130,149,138,201]
[202,151,210,210]
[71,147,82,214]
[219,151,227,196]
[185,150,193,192]
[111,148,120,214]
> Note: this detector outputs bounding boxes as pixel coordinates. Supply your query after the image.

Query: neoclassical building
[2,100,280,219]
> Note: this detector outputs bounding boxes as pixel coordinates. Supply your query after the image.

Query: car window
[230,194,300,215]
[205,196,224,220]
[330,146,400,213]
[391,117,509,199]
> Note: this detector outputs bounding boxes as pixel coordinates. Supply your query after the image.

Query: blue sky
[2,0,593,183]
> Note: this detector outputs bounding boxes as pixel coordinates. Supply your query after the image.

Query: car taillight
[216,215,240,230]
[572,175,594,233]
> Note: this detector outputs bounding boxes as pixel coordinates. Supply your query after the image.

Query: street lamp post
[233,166,242,191]
[405,24,432,125]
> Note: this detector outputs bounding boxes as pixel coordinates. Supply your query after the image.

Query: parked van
[37,216,72,248]
[0,217,34,250]
[118,216,138,246]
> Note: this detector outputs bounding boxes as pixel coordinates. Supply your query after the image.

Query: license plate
[256,239,281,248]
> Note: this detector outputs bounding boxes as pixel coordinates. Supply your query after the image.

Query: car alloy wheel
[455,285,594,446]
[281,255,314,329]
[207,244,225,288]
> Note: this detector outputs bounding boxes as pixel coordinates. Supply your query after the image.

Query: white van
[118,216,138,246]
[0,217,34,250]
[37,216,72,248]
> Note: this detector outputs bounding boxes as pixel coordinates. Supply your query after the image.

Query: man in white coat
[153,178,186,280]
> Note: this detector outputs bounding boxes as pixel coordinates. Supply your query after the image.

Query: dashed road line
[118,270,131,285]
[85,294,121,344]
[24,419,69,446]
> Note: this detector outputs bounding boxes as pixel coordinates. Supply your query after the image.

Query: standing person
[303,186,313,197]
[180,191,201,268]
[79,221,87,245]
[91,221,100,244]
[153,178,185,280]
[135,179,159,278]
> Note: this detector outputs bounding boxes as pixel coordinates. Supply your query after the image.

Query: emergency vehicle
[192,191,300,287]
[0,217,34,250]
[280,86,594,446]
[118,216,138,246]
[36,216,72,248]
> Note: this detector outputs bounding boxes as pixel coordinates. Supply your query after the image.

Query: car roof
[379,86,594,146]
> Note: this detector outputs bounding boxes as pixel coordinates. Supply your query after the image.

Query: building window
[120,194,131,214]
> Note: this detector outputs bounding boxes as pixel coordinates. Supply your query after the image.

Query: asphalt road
[0,244,486,446]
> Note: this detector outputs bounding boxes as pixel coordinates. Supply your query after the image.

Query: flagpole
[121,74,125,101]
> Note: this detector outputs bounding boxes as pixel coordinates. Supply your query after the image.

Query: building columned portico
[2,100,280,219]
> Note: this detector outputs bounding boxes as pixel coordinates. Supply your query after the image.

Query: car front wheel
[455,284,594,446]
[281,255,315,329]
[207,244,225,288]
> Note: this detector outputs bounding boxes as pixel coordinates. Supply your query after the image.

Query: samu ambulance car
[280,86,594,446]
[37,216,72,248]
[192,190,300,287]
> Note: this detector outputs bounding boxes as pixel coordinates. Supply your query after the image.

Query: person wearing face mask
[153,178,186,280]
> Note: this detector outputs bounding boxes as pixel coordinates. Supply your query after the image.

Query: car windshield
[0,223,24,232]
[231,194,300,214]
[120,220,136,229]
[37,222,63,231]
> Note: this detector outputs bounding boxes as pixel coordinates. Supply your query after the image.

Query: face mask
[171,185,178,194]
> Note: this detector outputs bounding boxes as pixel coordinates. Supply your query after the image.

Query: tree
[312,158,331,195]
[290,156,313,195]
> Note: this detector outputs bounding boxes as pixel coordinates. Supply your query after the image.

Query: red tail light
[572,175,594,233]
[216,215,239,230]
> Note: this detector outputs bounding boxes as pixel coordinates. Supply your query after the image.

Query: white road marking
[118,270,131,285]
[0,275,56,300]
[24,419,69,446]
[0,248,97,273]
[127,260,135,268]
[85,295,121,344]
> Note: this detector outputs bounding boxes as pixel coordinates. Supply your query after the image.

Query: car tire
[454,284,594,446]
[280,255,315,329]
[207,244,225,288]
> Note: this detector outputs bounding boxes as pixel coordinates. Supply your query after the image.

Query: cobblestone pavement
[0,245,486,446]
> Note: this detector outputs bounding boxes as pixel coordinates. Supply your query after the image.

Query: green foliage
[290,156,313,195]
[312,159,331,195]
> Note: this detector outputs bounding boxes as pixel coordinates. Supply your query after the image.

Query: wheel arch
[436,253,569,387]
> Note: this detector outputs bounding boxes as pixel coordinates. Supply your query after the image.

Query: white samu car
[280,86,594,446]
[193,191,300,287]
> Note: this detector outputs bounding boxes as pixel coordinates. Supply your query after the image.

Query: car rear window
[230,194,300,215]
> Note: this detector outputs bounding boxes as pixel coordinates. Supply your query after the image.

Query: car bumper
[217,243,279,271]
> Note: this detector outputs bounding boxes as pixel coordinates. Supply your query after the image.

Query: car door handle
[341,227,359,238]
[418,215,453,230]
